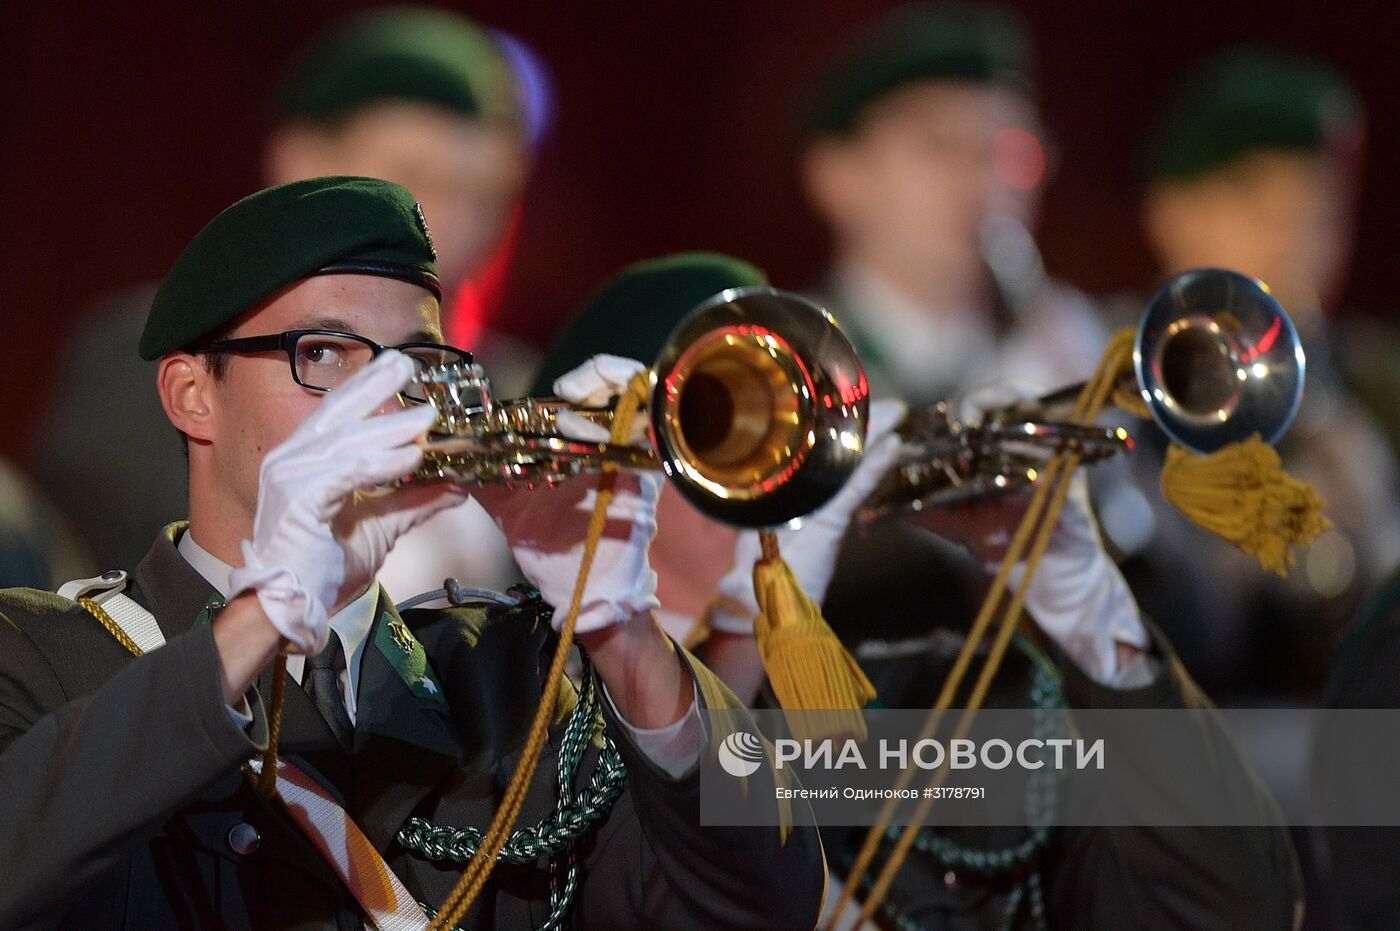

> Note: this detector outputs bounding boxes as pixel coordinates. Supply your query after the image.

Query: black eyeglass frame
[193,329,472,395]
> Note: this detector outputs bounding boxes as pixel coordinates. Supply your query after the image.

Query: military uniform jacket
[823,629,1303,931]
[0,528,825,929]
[1314,570,1400,930]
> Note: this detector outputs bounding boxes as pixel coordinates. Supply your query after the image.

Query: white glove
[958,383,1153,686]
[472,354,661,633]
[228,352,451,653]
[552,354,650,445]
[1003,471,1151,687]
[707,398,908,634]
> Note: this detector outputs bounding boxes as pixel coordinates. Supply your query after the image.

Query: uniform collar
[176,528,378,724]
[133,524,461,841]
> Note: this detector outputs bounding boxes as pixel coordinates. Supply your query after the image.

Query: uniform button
[943,870,958,889]
[227,822,260,856]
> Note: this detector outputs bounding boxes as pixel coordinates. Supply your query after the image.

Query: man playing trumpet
[535,251,1307,929]
[0,177,825,930]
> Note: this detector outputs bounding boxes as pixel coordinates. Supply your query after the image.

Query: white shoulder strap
[57,570,128,601]
[58,571,167,654]
[246,758,430,930]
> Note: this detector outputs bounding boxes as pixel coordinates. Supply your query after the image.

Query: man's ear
[262,122,336,186]
[157,353,216,445]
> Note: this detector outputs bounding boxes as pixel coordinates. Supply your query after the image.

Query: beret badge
[414,202,437,261]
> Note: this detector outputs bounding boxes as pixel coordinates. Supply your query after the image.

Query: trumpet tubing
[859,267,1305,521]
[412,287,871,529]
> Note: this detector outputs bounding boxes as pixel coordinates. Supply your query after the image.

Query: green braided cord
[545,647,587,926]
[993,868,1048,930]
[399,654,627,931]
[845,634,1064,931]
[396,739,626,864]
[896,642,1066,877]
[1027,870,1047,929]
[1002,883,1025,928]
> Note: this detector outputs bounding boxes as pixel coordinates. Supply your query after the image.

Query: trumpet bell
[410,287,870,530]
[651,287,870,528]
[1136,268,1305,454]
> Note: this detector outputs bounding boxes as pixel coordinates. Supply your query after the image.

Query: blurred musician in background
[800,2,1098,405]
[533,250,1303,929]
[37,6,544,594]
[1130,47,1400,693]
[795,0,1170,673]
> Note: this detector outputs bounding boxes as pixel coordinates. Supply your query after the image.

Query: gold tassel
[1159,434,1331,575]
[752,530,875,743]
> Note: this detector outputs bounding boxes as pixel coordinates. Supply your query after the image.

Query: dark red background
[3,1,1397,462]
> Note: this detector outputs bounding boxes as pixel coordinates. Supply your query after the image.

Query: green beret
[278,6,519,126]
[532,252,768,395]
[1146,47,1364,181]
[804,1,1034,137]
[141,176,440,360]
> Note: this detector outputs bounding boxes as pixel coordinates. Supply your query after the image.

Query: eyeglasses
[196,329,472,402]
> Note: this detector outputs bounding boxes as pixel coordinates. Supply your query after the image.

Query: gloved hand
[927,383,1151,686]
[471,354,660,633]
[706,398,908,634]
[551,354,650,446]
[1003,470,1151,687]
[913,381,1060,563]
[228,352,456,653]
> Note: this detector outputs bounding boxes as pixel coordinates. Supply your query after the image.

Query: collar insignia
[388,617,416,654]
[373,609,447,706]
[193,593,226,628]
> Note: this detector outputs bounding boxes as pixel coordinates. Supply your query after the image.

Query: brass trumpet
[858,268,1306,521]
[410,287,872,529]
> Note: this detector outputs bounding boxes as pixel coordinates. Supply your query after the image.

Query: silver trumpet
[409,287,872,529]
[857,268,1307,522]
[406,269,1303,531]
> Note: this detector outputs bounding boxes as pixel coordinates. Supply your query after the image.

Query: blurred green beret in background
[803,0,1034,137]
[277,5,520,127]
[1146,46,1365,181]
[532,252,769,395]
[141,176,440,360]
